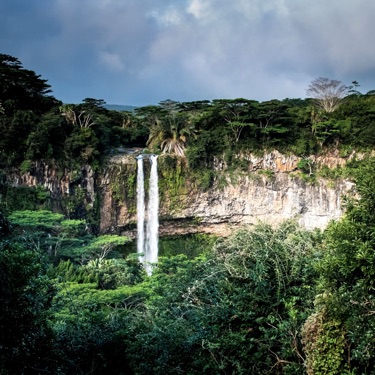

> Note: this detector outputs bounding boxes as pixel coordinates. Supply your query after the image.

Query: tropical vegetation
[1,54,375,374]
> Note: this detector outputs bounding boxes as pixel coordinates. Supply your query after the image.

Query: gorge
[8,149,356,240]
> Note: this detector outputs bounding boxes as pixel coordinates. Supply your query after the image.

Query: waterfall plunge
[136,156,145,263]
[136,155,159,275]
[146,155,159,273]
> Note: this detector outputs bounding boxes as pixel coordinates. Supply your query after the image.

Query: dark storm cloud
[1,0,375,105]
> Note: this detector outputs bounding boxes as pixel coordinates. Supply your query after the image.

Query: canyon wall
[163,174,352,236]
[8,150,356,237]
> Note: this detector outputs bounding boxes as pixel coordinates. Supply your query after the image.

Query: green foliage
[3,52,375,177]
[125,222,321,374]
[296,158,318,184]
[50,256,144,288]
[52,310,132,375]
[302,311,348,375]
[19,159,32,173]
[48,252,146,374]
[158,155,189,211]
[316,156,370,182]
[60,232,129,265]
[0,54,146,169]
[60,219,86,234]
[257,168,275,179]
[2,210,139,374]
[191,168,215,190]
[62,185,88,219]
[306,159,375,373]
[0,54,59,167]
[297,158,314,175]
[0,211,11,236]
[0,239,56,373]
[51,280,143,375]
[147,111,198,157]
[158,233,216,258]
[1,185,51,212]
[9,209,64,227]
[81,234,130,261]
[7,209,131,266]
[312,117,351,146]
[6,184,375,374]
[25,108,68,161]
[107,164,137,215]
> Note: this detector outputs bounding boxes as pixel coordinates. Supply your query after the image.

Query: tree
[126,222,321,374]
[145,101,198,157]
[0,54,60,167]
[334,93,375,148]
[60,104,96,128]
[0,53,57,114]
[253,100,292,147]
[211,98,258,143]
[0,109,38,164]
[83,234,130,261]
[8,209,132,265]
[303,158,375,373]
[311,116,351,147]
[306,77,348,113]
[8,210,87,261]
[159,117,197,157]
[25,107,69,161]
[0,232,56,373]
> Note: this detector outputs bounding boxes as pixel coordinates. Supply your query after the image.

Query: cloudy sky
[1,0,375,106]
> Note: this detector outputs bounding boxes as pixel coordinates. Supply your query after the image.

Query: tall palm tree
[147,112,197,157]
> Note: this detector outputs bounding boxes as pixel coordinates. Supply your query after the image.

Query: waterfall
[136,154,159,275]
[145,155,159,274]
[136,156,145,263]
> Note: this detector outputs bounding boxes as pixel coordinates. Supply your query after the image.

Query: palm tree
[147,112,197,157]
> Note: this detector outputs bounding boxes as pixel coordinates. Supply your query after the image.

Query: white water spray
[145,155,159,274]
[136,156,145,263]
[136,154,159,275]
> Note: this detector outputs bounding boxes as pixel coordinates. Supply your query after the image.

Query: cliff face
[8,150,356,237]
[156,150,355,236]
[159,173,352,237]
[8,162,97,212]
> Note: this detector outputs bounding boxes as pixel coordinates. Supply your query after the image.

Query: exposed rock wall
[98,160,137,233]
[8,161,96,210]
[7,150,356,237]
[216,149,362,172]
[158,174,353,237]
[98,150,356,237]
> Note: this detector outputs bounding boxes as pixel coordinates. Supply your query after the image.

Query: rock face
[159,174,353,237]
[8,162,96,210]
[7,150,356,237]
[158,150,355,236]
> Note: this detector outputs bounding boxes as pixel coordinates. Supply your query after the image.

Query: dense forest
[2,53,375,374]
